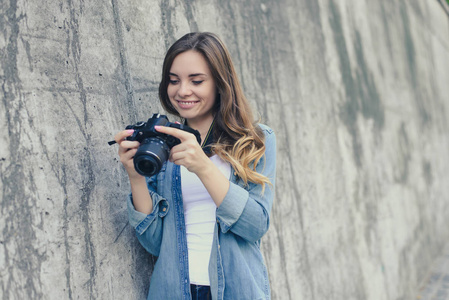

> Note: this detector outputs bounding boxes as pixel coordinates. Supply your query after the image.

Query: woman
[114,32,276,300]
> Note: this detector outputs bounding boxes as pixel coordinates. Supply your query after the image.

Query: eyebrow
[169,72,207,77]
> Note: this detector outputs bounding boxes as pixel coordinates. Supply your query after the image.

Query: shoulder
[257,124,276,153]
[257,123,275,138]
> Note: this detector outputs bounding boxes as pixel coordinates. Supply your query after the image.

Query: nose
[177,82,192,98]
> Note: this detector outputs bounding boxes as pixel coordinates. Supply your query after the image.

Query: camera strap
[201,118,215,155]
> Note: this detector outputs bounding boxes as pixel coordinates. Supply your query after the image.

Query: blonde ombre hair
[159,32,270,189]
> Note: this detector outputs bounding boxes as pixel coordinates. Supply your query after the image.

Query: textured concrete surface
[1,0,448,299]
[417,242,449,300]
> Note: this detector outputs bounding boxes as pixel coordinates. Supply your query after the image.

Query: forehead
[170,50,211,75]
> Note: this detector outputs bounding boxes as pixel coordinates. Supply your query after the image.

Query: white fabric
[181,154,231,285]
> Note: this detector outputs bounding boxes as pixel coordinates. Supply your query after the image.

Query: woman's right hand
[114,129,142,179]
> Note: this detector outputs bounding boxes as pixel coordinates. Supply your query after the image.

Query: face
[167,50,217,127]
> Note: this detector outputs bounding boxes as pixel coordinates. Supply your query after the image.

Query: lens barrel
[134,137,170,176]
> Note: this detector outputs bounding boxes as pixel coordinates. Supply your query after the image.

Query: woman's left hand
[155,125,211,176]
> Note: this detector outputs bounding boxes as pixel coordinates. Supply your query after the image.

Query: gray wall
[1,0,448,299]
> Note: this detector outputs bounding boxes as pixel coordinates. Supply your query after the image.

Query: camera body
[126,113,201,176]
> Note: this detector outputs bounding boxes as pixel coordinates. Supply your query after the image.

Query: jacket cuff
[216,182,248,232]
[127,191,169,235]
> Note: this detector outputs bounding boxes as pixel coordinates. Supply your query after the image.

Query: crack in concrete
[63,0,98,298]
[328,1,384,168]
[181,0,198,32]
[217,2,247,91]
[0,1,45,299]
[160,0,176,51]
[111,0,137,123]
[400,0,431,126]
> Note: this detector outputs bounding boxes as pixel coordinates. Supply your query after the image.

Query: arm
[129,176,153,214]
[195,159,230,207]
[215,127,276,243]
[154,125,230,207]
[114,129,153,214]
[153,124,276,243]
[114,130,167,256]
[128,174,168,256]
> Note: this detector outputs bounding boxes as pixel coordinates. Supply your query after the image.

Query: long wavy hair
[159,32,269,188]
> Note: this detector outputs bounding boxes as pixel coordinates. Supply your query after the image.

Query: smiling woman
[167,50,217,132]
[114,32,276,300]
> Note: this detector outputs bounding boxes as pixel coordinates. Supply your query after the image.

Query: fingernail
[154,126,161,129]
[126,129,134,133]
[175,121,181,124]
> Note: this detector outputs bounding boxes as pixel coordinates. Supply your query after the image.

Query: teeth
[179,101,197,105]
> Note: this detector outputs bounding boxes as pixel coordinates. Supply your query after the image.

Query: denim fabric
[190,284,212,300]
[127,124,276,300]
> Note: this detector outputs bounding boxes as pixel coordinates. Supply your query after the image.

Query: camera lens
[134,137,170,176]
[134,156,160,176]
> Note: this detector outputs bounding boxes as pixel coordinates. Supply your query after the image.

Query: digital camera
[124,113,201,176]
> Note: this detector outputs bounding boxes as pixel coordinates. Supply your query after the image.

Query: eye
[192,80,204,85]
[169,79,179,85]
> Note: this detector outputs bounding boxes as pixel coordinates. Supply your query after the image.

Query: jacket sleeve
[215,126,276,243]
[127,174,168,256]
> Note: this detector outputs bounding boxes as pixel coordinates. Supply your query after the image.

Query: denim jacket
[127,124,276,300]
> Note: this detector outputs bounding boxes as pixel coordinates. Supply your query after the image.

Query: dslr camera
[117,113,201,176]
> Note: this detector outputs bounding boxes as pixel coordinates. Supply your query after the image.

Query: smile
[176,100,199,108]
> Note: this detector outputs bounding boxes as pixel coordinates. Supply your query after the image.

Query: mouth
[176,100,199,108]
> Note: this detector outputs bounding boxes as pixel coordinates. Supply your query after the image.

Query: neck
[186,115,214,145]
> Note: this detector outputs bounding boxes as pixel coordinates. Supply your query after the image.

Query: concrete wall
[1,0,448,299]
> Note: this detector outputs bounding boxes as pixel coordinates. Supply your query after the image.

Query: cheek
[206,85,217,101]
[167,85,176,98]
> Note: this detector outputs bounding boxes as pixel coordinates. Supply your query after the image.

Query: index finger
[114,129,134,144]
[154,125,195,142]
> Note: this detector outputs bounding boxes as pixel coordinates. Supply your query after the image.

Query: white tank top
[181,154,231,285]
